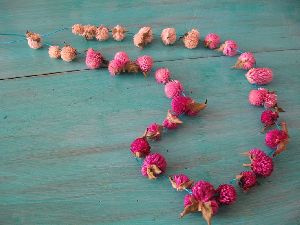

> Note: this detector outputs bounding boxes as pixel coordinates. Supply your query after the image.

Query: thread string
[0,33,26,44]
[275,121,281,129]
[237,49,244,54]
[41,27,69,37]
[0,33,25,37]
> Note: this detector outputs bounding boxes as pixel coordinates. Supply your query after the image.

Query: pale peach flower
[183,29,200,49]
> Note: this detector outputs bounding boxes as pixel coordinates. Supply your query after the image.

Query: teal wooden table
[1,1,300,224]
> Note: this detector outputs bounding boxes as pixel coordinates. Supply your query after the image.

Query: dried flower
[204,33,220,49]
[112,25,126,41]
[133,26,153,48]
[169,174,193,191]
[248,88,267,106]
[72,24,84,36]
[265,122,289,157]
[218,40,238,56]
[236,171,257,191]
[183,29,200,49]
[216,184,237,205]
[192,180,215,202]
[143,123,163,141]
[130,137,151,158]
[82,25,97,40]
[264,92,277,108]
[155,68,171,84]
[60,45,77,62]
[26,31,42,49]
[114,51,130,67]
[162,110,182,129]
[136,55,153,76]
[180,194,219,225]
[95,25,109,41]
[233,52,256,70]
[261,110,279,130]
[48,46,61,59]
[171,96,207,116]
[108,59,124,76]
[85,48,103,69]
[164,80,184,98]
[250,155,274,177]
[161,28,177,45]
[245,68,273,85]
[141,153,167,179]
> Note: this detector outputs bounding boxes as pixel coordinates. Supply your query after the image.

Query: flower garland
[0,25,290,225]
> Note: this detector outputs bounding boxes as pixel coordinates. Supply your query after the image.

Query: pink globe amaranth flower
[251,155,274,177]
[162,119,177,129]
[183,29,200,49]
[257,88,269,96]
[185,98,207,116]
[164,80,184,98]
[48,46,61,59]
[216,184,237,205]
[130,137,151,158]
[112,25,126,41]
[210,200,219,215]
[72,24,84,36]
[265,129,288,149]
[192,180,215,202]
[85,48,103,69]
[171,95,193,115]
[180,194,219,223]
[60,45,77,62]
[133,26,153,48]
[26,31,42,49]
[204,33,220,49]
[114,51,130,67]
[162,110,182,129]
[183,195,219,213]
[144,123,163,141]
[171,96,207,116]
[234,52,256,70]
[264,92,277,108]
[248,88,268,106]
[95,25,109,41]
[248,88,279,110]
[273,122,289,157]
[136,55,153,74]
[141,153,167,179]
[82,25,97,40]
[155,68,171,84]
[245,68,273,85]
[222,40,238,56]
[183,194,193,207]
[261,110,279,127]
[238,171,257,191]
[248,148,267,159]
[108,59,123,76]
[169,174,193,191]
[218,40,238,56]
[161,28,177,45]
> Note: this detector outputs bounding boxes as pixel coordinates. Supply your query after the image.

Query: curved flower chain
[1,25,290,225]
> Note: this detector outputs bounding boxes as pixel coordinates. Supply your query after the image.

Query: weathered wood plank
[1,49,300,224]
[1,0,300,224]
[0,0,300,79]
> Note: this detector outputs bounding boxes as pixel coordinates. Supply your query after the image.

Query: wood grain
[1,0,300,224]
